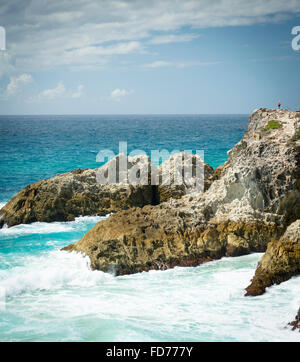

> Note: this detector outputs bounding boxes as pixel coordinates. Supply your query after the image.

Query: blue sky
[0,0,300,114]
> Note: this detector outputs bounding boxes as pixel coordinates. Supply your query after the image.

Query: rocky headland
[1,108,300,301]
[63,108,300,283]
[1,107,300,331]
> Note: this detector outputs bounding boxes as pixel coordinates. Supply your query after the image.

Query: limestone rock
[64,209,283,275]
[157,152,214,202]
[0,152,213,228]
[0,155,156,227]
[64,109,300,275]
[245,219,300,296]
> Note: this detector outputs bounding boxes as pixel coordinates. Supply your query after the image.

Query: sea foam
[0,215,105,236]
[0,202,299,341]
[0,250,114,298]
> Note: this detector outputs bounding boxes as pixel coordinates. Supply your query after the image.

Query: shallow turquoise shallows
[0,115,299,342]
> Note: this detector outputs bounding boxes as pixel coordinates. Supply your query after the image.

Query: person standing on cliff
[278,101,281,109]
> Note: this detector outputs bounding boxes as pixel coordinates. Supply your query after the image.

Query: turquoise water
[0,114,247,200]
[0,115,299,341]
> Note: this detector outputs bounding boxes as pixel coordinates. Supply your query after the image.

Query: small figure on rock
[277,101,281,109]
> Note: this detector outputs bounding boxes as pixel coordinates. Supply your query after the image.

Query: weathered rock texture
[64,109,300,276]
[157,152,214,202]
[245,219,300,296]
[0,153,213,228]
[289,308,300,331]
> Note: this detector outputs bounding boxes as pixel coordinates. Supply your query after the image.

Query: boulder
[245,219,300,296]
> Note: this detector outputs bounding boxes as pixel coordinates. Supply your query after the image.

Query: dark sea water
[0,114,299,342]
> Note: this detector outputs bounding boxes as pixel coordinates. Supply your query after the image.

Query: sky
[0,0,300,114]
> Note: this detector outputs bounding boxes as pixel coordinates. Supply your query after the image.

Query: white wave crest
[0,250,114,298]
[0,215,107,236]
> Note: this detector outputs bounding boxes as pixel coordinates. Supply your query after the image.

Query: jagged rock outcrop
[0,167,153,228]
[157,152,214,202]
[0,153,213,228]
[289,308,300,331]
[63,109,300,275]
[63,206,284,275]
[245,219,300,296]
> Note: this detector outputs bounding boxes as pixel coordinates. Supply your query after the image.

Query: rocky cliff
[0,153,213,228]
[63,108,300,276]
[245,219,300,296]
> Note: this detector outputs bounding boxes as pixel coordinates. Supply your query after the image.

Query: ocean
[0,114,299,342]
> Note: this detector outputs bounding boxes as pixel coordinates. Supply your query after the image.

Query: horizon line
[0,113,251,117]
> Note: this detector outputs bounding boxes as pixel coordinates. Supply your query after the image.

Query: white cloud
[143,60,220,68]
[1,0,299,74]
[250,55,292,62]
[71,84,84,98]
[67,41,142,58]
[6,73,32,96]
[38,81,66,100]
[110,88,133,100]
[32,82,85,101]
[144,61,173,68]
[0,53,14,79]
[149,33,200,44]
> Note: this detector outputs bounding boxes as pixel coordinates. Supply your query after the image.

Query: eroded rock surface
[157,152,214,202]
[64,109,300,275]
[0,153,213,228]
[245,219,300,296]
